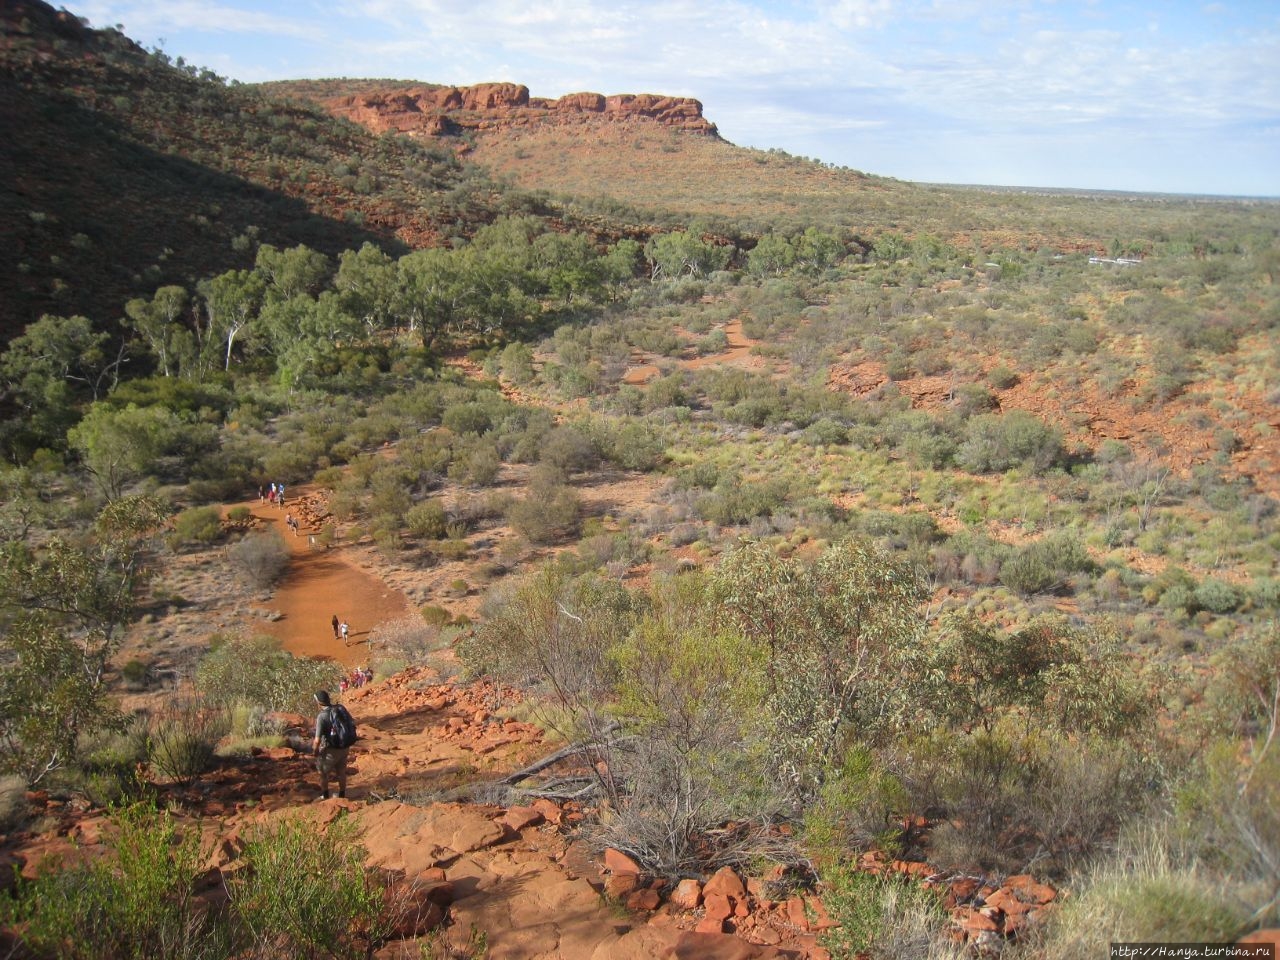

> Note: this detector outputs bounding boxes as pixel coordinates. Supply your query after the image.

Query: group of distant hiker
[259,481,288,506]
[339,666,371,692]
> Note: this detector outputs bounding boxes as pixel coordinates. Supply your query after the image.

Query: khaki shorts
[316,747,348,774]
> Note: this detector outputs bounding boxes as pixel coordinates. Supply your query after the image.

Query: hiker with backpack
[311,690,356,800]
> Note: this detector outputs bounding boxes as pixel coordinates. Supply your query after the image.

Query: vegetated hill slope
[0,1,521,343]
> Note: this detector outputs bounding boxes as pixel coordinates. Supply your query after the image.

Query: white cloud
[79,0,325,41]
[817,0,894,30]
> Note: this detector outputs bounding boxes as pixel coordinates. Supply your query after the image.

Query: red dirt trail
[240,488,410,668]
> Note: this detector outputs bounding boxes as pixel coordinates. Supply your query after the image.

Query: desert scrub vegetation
[196,634,343,716]
[226,528,290,587]
[168,504,225,549]
[0,804,414,960]
[459,540,1170,884]
[462,543,1278,945]
[818,868,961,960]
[0,496,168,786]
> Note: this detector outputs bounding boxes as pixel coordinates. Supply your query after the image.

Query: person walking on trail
[339,620,350,642]
[331,614,341,639]
[311,690,349,800]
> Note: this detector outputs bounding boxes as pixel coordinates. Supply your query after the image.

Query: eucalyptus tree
[644,230,731,280]
[123,286,194,378]
[254,243,331,303]
[197,268,266,372]
[66,402,188,500]
[335,242,398,337]
[0,314,119,454]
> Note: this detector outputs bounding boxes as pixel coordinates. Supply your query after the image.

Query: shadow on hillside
[0,82,407,341]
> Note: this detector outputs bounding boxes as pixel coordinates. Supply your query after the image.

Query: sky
[73,0,1280,197]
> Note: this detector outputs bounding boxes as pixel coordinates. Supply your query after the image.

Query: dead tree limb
[498,721,623,786]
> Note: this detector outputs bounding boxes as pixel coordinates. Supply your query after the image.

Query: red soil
[240,490,410,667]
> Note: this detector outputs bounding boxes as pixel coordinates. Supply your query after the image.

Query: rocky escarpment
[322,82,719,140]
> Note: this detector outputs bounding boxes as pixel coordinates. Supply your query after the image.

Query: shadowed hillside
[0,1,513,342]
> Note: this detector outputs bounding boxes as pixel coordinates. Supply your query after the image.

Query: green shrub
[1158,583,1198,616]
[0,803,412,960]
[901,726,1152,875]
[226,505,251,523]
[442,402,492,435]
[675,459,722,491]
[819,868,953,960]
[1143,565,1197,606]
[1000,531,1093,595]
[499,342,535,384]
[695,476,789,525]
[447,437,501,486]
[1037,837,1253,956]
[229,816,399,958]
[855,510,940,548]
[0,803,216,960]
[1193,578,1242,614]
[120,658,150,689]
[601,420,666,471]
[597,619,775,874]
[1252,577,1280,610]
[705,540,928,800]
[147,696,227,787]
[196,635,342,715]
[507,483,581,544]
[539,425,599,473]
[987,365,1020,389]
[884,352,913,381]
[168,505,223,548]
[433,538,470,561]
[421,605,452,628]
[405,499,447,539]
[54,720,150,809]
[0,774,28,832]
[803,417,849,446]
[957,410,1063,473]
[952,383,997,417]
[803,746,906,869]
[1188,624,1280,904]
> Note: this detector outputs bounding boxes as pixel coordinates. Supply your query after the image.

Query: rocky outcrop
[323,82,719,140]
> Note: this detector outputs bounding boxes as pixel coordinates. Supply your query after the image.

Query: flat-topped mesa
[323,82,719,138]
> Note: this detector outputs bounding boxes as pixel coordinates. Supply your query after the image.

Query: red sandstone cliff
[323,82,719,139]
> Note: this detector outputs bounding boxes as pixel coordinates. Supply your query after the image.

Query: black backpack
[325,704,357,748]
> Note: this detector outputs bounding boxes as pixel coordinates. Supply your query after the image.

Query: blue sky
[75,1,1280,197]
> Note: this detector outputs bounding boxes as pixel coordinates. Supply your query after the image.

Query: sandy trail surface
[241,487,410,667]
